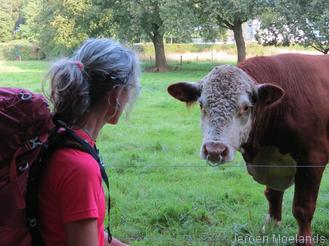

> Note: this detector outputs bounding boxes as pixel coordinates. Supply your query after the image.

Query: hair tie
[73,61,84,71]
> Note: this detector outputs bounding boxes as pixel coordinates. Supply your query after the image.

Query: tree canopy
[97,0,197,71]
[194,0,265,62]
[19,0,112,56]
[257,0,329,54]
[0,0,22,41]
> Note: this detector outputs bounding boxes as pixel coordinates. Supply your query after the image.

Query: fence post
[180,55,183,66]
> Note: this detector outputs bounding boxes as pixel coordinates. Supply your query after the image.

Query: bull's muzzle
[202,142,229,164]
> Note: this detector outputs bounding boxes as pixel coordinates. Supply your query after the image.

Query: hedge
[0,40,45,61]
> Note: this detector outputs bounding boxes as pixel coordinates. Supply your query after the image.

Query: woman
[39,38,140,246]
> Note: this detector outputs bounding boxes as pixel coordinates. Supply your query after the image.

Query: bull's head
[168,65,284,165]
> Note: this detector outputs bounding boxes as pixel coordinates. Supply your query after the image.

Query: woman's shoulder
[46,147,101,189]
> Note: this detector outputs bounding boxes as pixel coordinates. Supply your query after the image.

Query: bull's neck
[240,106,281,163]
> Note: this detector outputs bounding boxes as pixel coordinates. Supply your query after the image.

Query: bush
[0,40,45,61]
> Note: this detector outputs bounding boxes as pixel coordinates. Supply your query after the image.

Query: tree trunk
[151,31,169,72]
[233,21,246,63]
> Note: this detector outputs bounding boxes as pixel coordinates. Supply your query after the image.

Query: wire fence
[105,163,327,169]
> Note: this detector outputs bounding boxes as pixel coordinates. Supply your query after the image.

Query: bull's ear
[167,82,201,103]
[256,83,285,106]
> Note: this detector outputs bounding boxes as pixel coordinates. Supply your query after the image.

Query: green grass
[1,60,328,246]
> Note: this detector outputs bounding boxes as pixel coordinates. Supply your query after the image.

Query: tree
[19,0,112,56]
[257,0,329,54]
[0,0,23,41]
[17,0,41,41]
[0,0,13,41]
[98,0,196,72]
[194,0,264,62]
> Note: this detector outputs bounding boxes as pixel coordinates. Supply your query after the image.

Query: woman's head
[47,38,140,126]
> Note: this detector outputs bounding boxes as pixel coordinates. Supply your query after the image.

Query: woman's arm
[65,219,98,246]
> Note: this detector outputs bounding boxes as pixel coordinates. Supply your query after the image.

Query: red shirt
[39,130,105,246]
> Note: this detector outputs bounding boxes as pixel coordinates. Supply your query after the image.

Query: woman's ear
[106,86,128,124]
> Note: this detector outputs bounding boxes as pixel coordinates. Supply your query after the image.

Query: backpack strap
[10,147,27,209]
[26,130,68,246]
[64,128,110,190]
[26,127,112,245]
[62,128,113,243]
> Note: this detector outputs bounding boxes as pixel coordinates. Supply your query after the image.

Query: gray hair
[46,38,140,126]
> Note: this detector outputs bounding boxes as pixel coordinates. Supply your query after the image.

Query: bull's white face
[168,65,284,165]
[198,65,256,164]
[199,90,254,163]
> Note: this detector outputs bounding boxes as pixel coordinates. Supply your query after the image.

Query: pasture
[0,60,328,245]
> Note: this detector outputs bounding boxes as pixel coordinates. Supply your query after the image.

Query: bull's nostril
[203,144,208,156]
[220,147,228,158]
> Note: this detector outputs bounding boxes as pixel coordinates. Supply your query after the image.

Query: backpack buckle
[28,217,37,228]
[18,162,29,172]
[19,92,33,101]
[26,137,43,150]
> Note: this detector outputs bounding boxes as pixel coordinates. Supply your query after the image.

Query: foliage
[195,0,263,30]
[17,0,41,41]
[257,0,329,54]
[193,0,266,62]
[0,0,23,41]
[1,60,329,245]
[96,0,199,70]
[18,0,113,57]
[0,0,12,41]
[98,0,196,43]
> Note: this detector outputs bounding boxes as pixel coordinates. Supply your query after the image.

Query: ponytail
[47,58,90,126]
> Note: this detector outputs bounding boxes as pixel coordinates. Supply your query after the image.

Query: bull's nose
[203,142,228,163]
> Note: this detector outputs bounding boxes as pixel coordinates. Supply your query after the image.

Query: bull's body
[168,54,329,246]
[240,54,329,166]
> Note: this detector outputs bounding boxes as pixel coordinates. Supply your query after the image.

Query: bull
[168,54,329,246]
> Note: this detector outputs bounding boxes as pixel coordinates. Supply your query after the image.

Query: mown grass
[0,60,328,246]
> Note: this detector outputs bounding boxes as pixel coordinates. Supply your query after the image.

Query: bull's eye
[199,102,205,113]
[238,104,251,116]
[199,102,207,115]
[242,105,249,112]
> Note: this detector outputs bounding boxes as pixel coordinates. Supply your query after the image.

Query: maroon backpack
[0,88,112,246]
[0,88,54,246]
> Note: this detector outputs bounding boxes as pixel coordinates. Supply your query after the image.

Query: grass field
[1,60,328,246]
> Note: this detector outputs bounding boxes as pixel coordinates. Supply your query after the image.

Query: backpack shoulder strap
[25,130,64,246]
[63,128,109,190]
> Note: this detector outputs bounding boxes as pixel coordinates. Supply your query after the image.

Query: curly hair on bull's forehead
[200,65,254,125]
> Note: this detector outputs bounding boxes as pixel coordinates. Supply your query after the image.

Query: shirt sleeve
[52,149,102,224]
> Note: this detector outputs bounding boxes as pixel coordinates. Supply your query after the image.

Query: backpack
[0,88,111,246]
[0,88,54,246]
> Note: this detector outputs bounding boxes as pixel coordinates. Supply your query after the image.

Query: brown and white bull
[168,54,329,246]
